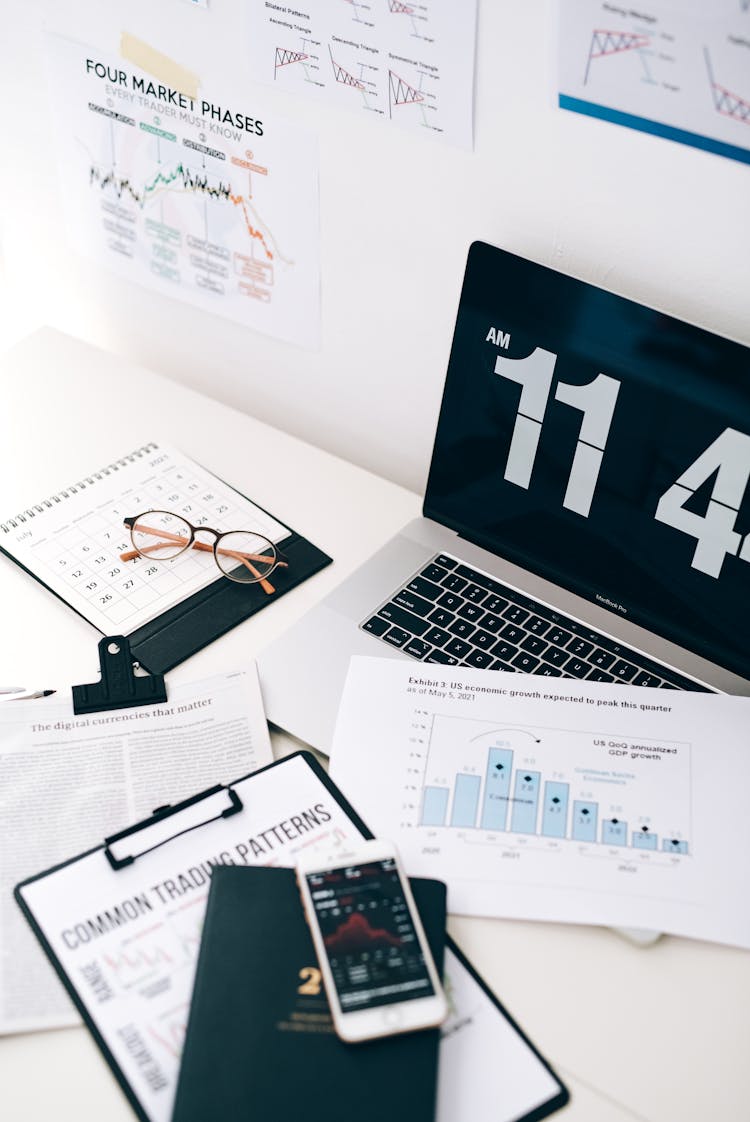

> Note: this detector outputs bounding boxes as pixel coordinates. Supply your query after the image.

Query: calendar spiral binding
[0,443,159,534]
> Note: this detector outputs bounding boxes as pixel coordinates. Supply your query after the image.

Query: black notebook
[172,865,447,1122]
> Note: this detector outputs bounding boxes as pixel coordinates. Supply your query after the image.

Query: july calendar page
[0,443,290,635]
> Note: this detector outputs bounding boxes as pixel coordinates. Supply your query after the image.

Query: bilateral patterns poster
[46,36,321,347]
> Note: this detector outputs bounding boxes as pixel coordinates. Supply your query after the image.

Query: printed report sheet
[330,657,750,948]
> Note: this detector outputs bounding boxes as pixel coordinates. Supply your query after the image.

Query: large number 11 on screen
[495,347,620,519]
[496,347,750,580]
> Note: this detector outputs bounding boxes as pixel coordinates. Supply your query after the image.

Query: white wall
[1,0,748,493]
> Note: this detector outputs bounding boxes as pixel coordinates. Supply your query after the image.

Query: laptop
[259,241,750,755]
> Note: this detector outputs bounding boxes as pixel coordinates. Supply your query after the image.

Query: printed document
[1,667,271,1035]
[245,0,477,148]
[330,657,750,948]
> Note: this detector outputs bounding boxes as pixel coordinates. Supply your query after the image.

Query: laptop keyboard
[360,553,707,691]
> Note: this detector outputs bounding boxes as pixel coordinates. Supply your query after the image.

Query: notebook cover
[172,865,447,1122]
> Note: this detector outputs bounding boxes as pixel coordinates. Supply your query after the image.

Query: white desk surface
[0,329,747,1122]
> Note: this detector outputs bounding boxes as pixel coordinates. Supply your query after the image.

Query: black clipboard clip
[104,784,244,870]
[72,635,167,715]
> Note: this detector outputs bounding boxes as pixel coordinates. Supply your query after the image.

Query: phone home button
[382,1007,403,1028]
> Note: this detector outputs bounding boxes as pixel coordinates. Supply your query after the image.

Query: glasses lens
[130,511,192,560]
[215,531,278,583]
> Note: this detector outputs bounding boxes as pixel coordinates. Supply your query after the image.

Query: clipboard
[15,751,568,1122]
[0,442,332,674]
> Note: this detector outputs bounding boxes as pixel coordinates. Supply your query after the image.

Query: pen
[0,688,57,701]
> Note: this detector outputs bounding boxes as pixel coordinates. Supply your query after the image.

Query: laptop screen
[425,242,749,680]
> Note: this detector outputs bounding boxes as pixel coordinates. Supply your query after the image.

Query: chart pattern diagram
[410,714,692,861]
[584,28,654,86]
[704,47,750,126]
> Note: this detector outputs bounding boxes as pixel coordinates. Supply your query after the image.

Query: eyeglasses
[119,511,288,594]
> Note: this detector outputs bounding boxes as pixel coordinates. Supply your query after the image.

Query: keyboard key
[428,607,455,629]
[588,669,615,682]
[466,648,494,669]
[449,619,476,640]
[633,671,662,687]
[526,615,550,635]
[434,554,457,569]
[499,623,525,644]
[363,615,390,636]
[490,658,514,670]
[611,660,638,682]
[425,650,459,665]
[437,591,463,611]
[535,664,563,676]
[422,563,449,583]
[520,635,547,656]
[590,649,615,670]
[383,627,410,648]
[547,627,573,647]
[406,576,443,601]
[472,630,496,649]
[567,638,594,659]
[424,626,451,647]
[393,590,436,617]
[491,639,519,660]
[445,638,472,659]
[464,583,487,604]
[484,595,509,613]
[442,573,468,593]
[502,604,530,625]
[457,602,484,622]
[511,652,541,673]
[404,638,431,659]
[565,658,592,678]
[479,612,503,633]
[541,646,569,666]
[377,603,430,635]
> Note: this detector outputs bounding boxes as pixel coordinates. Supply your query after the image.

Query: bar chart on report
[409,713,692,862]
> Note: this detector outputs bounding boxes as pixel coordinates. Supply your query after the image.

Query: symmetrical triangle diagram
[389,69,424,107]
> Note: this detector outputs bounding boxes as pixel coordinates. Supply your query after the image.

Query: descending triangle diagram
[329,45,365,89]
[388,0,414,11]
[705,48,750,125]
[584,29,650,85]
[274,46,309,73]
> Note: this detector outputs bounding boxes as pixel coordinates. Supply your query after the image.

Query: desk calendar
[0,442,331,671]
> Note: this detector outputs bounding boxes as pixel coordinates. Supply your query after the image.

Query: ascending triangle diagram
[389,69,424,117]
[584,29,650,85]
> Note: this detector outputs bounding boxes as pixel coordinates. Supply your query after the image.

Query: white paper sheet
[330,657,750,948]
[558,0,750,164]
[245,0,477,149]
[45,34,320,347]
[1,666,272,1035]
[18,754,366,1122]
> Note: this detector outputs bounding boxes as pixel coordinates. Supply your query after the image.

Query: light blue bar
[632,830,657,851]
[480,748,513,830]
[451,774,481,828]
[602,819,628,846]
[421,787,449,827]
[662,838,689,855]
[558,94,750,165]
[572,800,598,842]
[510,771,540,834]
[541,781,569,838]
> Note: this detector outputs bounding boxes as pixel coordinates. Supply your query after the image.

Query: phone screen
[306,857,435,1012]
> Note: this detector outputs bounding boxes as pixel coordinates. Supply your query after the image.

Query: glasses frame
[121,511,288,594]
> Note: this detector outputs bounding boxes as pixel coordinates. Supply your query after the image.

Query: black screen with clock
[425,242,750,680]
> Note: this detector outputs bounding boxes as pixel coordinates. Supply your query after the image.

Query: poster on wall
[245,0,477,149]
[45,35,321,348]
[558,0,750,165]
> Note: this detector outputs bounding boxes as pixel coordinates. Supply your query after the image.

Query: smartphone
[296,839,448,1043]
